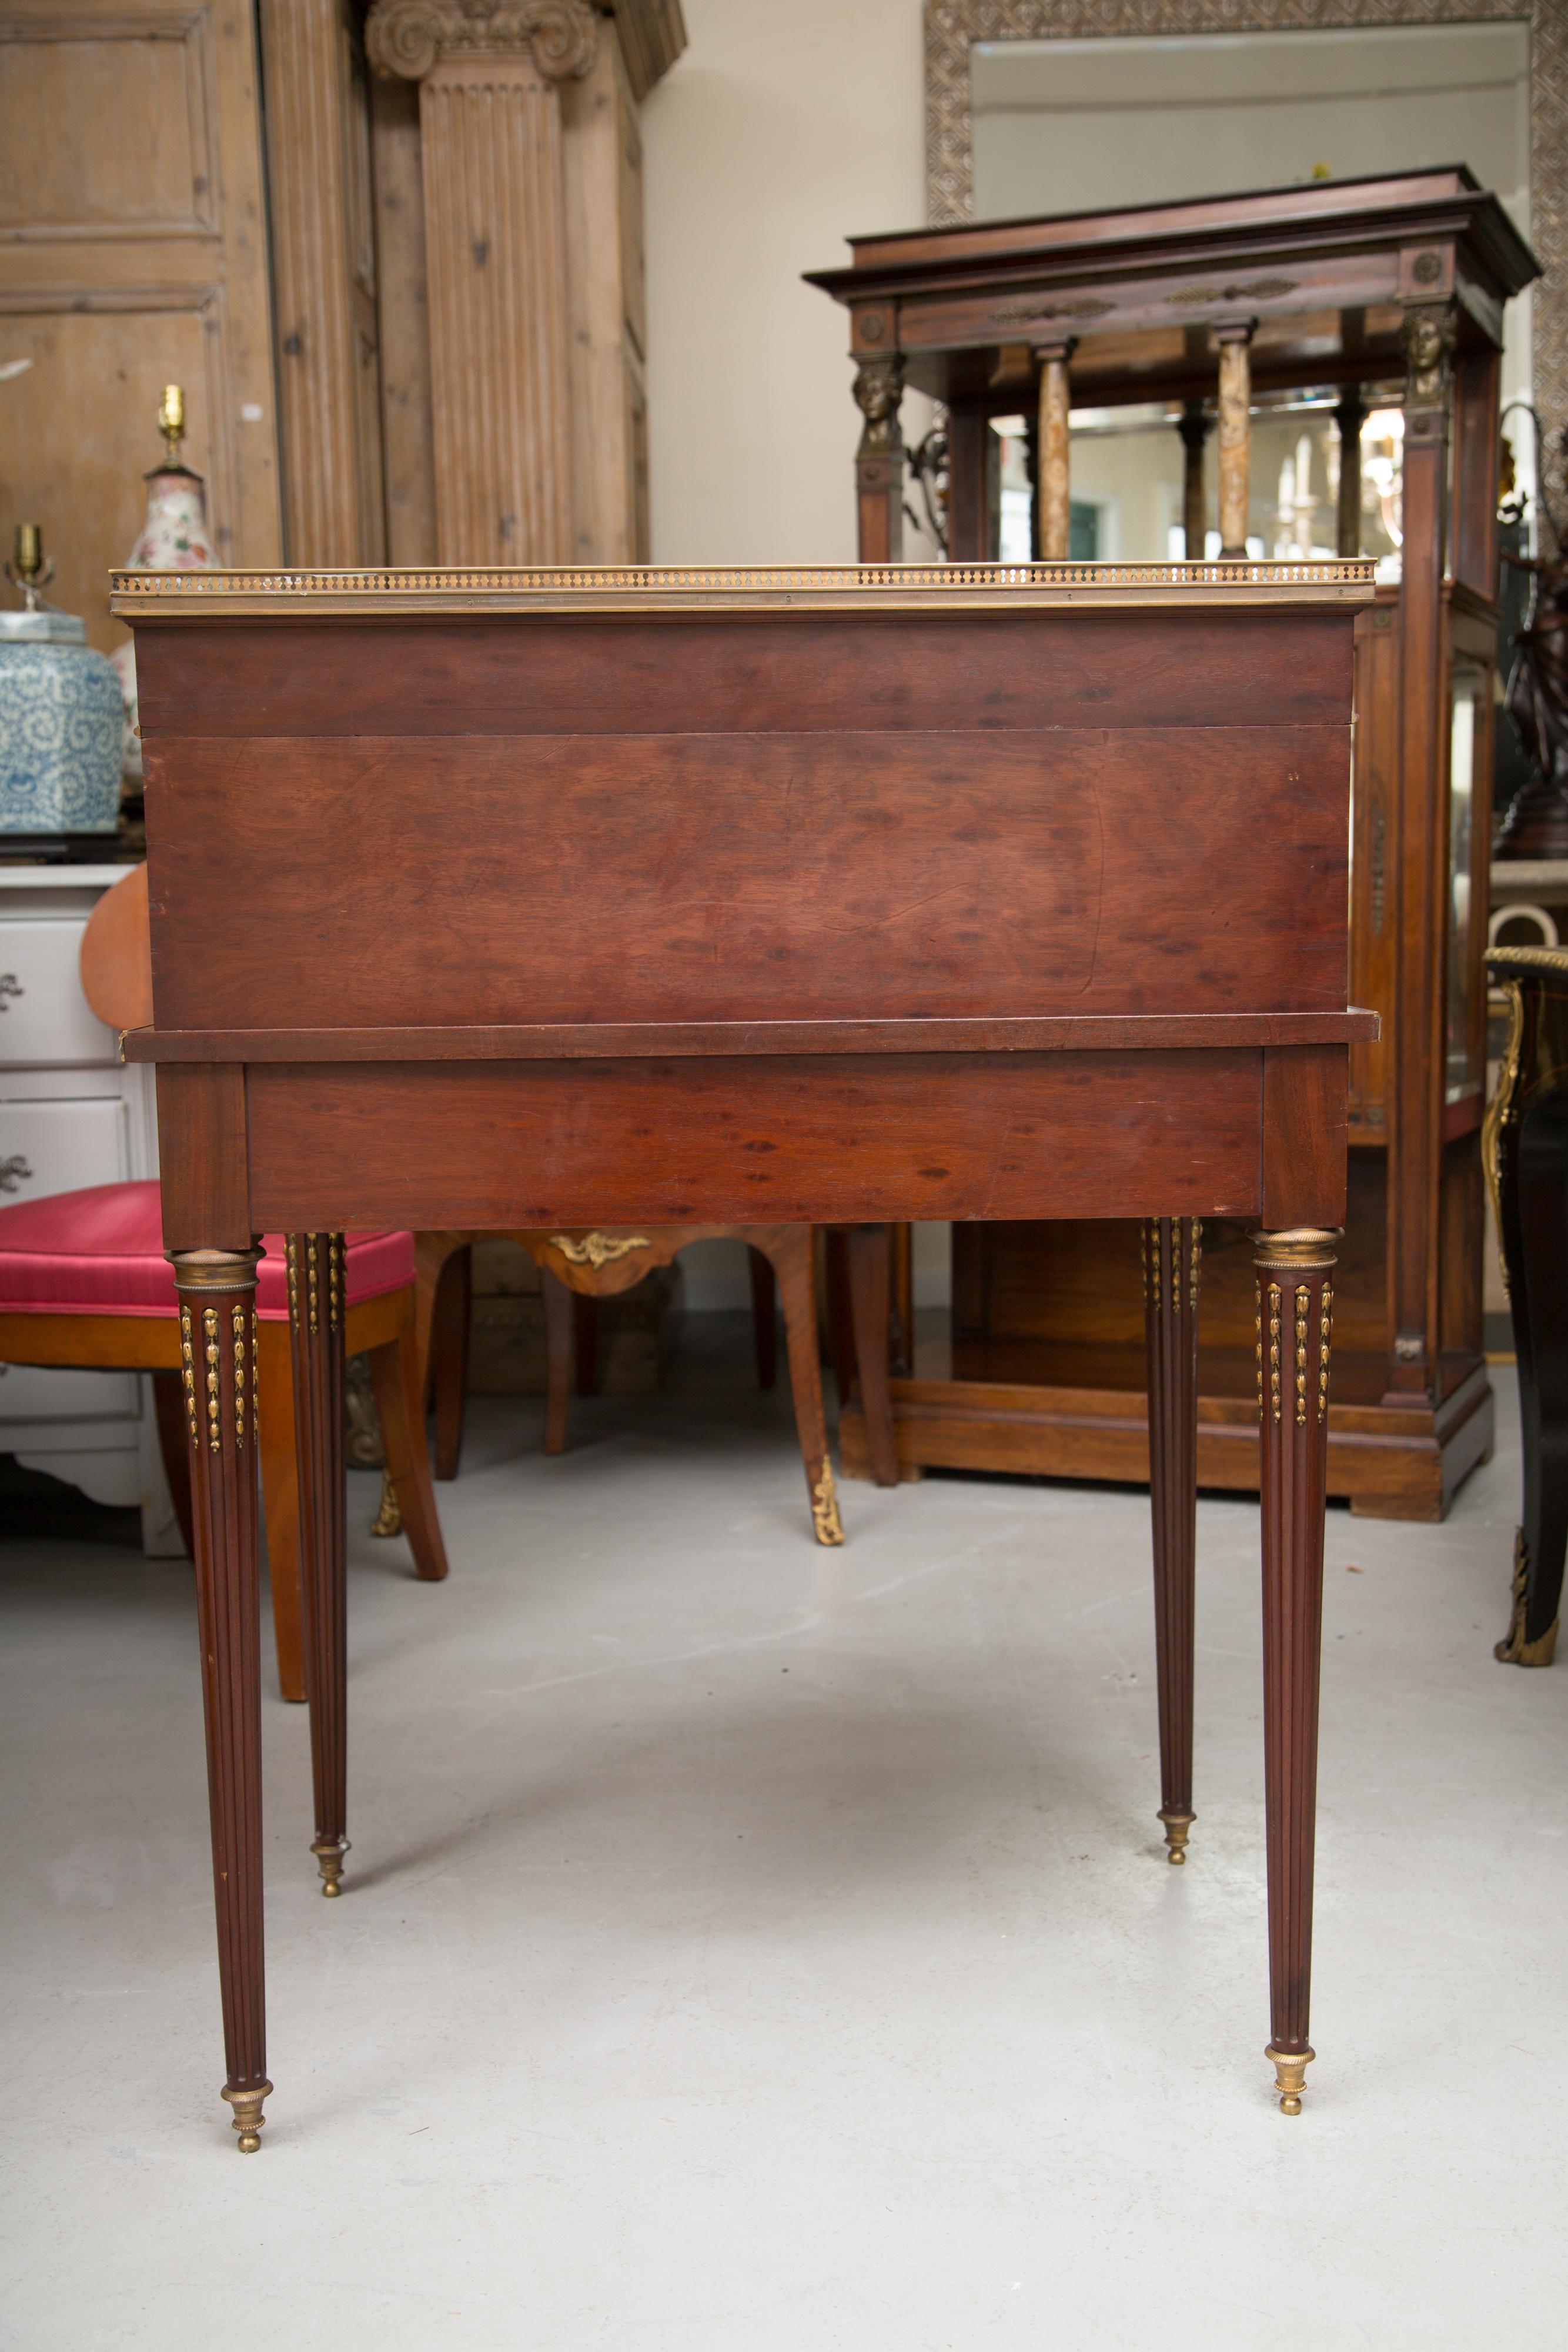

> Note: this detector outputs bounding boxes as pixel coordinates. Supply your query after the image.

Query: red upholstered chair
[0,1181,449,1700]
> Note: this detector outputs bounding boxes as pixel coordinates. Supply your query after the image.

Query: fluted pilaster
[260,0,385,564]
[367,0,597,564]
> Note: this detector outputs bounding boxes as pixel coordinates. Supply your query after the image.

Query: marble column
[1035,338,1075,562]
[1215,323,1255,559]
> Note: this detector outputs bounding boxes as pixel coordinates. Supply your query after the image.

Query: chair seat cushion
[0,1180,413,1318]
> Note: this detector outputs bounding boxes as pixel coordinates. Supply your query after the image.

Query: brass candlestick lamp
[4,521,55,610]
[158,382,184,463]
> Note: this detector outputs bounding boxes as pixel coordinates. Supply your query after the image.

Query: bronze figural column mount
[848,310,1261,565]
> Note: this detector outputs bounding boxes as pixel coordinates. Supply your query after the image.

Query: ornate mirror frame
[924,0,1566,440]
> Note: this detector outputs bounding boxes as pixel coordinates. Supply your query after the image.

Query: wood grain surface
[243,1051,1266,1230]
[123,1010,1378,1061]
[146,723,1348,1028]
[135,610,1352,736]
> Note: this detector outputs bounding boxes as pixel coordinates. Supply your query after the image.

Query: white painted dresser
[0,864,180,1551]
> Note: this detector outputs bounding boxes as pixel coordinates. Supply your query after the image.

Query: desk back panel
[129,593,1359,1036]
[242,1050,1267,1229]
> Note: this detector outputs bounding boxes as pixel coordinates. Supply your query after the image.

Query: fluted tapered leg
[1255,1227,1338,2114]
[172,1244,270,2151]
[287,1234,349,1899]
[1144,1218,1201,1864]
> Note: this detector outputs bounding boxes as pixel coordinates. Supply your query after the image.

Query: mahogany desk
[112,558,1376,2149]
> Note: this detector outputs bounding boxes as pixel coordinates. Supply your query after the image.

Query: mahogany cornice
[808,175,1539,316]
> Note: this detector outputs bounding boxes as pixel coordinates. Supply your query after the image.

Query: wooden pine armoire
[1,0,684,1419]
[0,0,684,646]
[808,170,1539,1519]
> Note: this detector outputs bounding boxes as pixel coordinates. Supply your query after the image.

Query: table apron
[228,1051,1282,1231]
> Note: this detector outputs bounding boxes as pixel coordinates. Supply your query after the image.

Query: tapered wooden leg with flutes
[1144,1218,1200,1865]
[287,1235,350,1900]
[172,1244,271,2152]
[1255,1227,1337,2115]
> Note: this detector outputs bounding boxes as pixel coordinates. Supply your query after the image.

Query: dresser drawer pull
[0,973,22,1010]
[0,1154,33,1192]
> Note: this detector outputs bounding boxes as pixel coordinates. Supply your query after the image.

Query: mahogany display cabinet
[808,168,1539,1519]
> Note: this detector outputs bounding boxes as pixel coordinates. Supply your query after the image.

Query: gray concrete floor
[1,1318,1563,2350]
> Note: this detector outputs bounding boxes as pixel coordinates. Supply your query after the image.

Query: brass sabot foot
[1495,1621,1559,1666]
[1157,1808,1195,1865]
[312,1836,350,1897]
[1265,2044,1314,2116]
[221,2080,273,2153]
[1494,1531,1557,1664]
[811,1462,844,1546]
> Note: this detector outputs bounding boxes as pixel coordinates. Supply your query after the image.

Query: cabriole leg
[1254,1227,1338,2114]
[367,1328,451,1582]
[540,1262,573,1456]
[1495,1095,1568,1665]
[287,1235,349,1899]
[172,1244,270,2151]
[771,1227,844,1546]
[847,1223,901,1488]
[429,1242,471,1481]
[1144,1218,1201,1864]
[748,1245,778,1389]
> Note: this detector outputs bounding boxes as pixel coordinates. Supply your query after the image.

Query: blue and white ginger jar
[0,601,123,834]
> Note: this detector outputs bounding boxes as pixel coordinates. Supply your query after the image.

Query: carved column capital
[366,0,597,82]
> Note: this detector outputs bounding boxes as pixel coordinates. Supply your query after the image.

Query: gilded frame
[924,0,1564,439]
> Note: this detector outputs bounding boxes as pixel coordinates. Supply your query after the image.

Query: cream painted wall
[640,0,947,1312]
[640,0,929,567]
